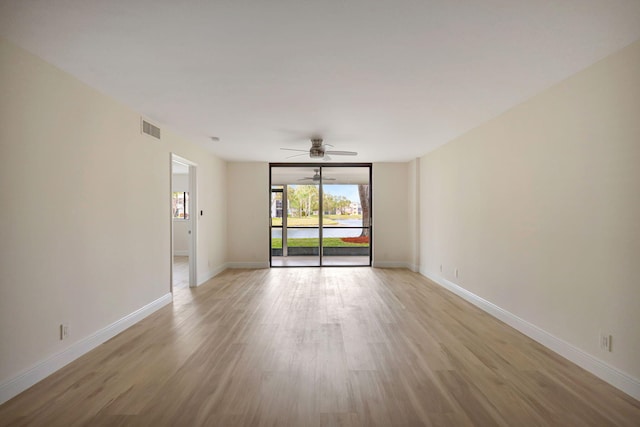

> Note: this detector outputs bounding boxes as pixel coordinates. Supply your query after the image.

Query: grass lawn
[271,237,369,248]
[324,214,362,220]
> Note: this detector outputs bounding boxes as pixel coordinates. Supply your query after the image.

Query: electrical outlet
[599,332,612,352]
[60,323,69,340]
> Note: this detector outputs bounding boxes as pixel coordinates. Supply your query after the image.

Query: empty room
[1,1,639,426]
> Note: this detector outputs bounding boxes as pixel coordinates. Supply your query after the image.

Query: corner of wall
[0,293,172,405]
[197,263,229,286]
[420,270,640,401]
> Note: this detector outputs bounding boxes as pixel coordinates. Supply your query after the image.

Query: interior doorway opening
[171,154,197,290]
[270,163,372,267]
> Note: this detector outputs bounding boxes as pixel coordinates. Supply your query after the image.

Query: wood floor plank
[1,267,639,426]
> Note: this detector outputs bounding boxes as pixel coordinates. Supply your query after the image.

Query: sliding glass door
[320,167,370,266]
[270,164,371,267]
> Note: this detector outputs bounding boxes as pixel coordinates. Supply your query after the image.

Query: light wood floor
[172,256,189,289]
[1,268,639,426]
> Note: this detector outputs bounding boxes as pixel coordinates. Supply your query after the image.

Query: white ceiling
[2,1,639,163]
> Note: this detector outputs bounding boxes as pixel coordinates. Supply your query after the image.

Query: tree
[323,193,335,214]
[288,185,318,217]
[336,195,350,214]
[286,186,300,217]
[358,184,370,237]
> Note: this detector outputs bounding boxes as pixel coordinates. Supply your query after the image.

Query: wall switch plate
[599,332,612,352]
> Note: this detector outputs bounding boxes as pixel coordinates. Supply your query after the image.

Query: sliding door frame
[269,163,373,268]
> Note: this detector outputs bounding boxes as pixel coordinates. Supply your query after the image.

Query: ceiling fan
[298,169,336,182]
[281,137,357,160]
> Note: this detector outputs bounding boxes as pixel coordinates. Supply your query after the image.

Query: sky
[324,185,359,203]
[288,184,359,203]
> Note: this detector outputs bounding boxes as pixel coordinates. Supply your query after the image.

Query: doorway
[270,163,372,267]
[171,154,197,290]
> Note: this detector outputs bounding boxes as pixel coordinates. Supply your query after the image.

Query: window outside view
[270,166,371,267]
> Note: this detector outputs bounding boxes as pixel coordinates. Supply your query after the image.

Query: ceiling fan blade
[297,177,314,181]
[325,150,357,156]
[323,155,332,161]
[285,154,310,160]
[281,148,309,152]
[323,177,336,181]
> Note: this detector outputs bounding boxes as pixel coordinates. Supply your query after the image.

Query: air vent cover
[141,119,161,139]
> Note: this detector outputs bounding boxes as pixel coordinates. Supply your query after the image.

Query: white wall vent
[141,119,161,139]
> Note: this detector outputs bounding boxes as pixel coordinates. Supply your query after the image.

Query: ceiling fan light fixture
[297,169,336,182]
[309,147,325,158]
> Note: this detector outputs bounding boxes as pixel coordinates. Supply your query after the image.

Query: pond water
[272,219,366,238]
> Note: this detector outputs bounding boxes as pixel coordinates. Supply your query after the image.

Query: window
[172,192,189,219]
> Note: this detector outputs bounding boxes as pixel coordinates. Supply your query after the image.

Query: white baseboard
[173,250,188,256]
[373,261,412,269]
[0,293,172,405]
[197,263,228,286]
[421,271,640,401]
[227,262,269,269]
[373,261,420,272]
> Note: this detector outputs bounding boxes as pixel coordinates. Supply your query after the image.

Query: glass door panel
[270,187,284,256]
[271,166,321,267]
[285,227,320,266]
[321,167,371,266]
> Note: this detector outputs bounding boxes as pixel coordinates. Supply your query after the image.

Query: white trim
[373,261,420,272]
[421,271,640,401]
[227,262,270,269]
[197,263,228,286]
[0,293,172,405]
[170,154,198,290]
[173,250,189,256]
[187,164,197,288]
[372,261,413,269]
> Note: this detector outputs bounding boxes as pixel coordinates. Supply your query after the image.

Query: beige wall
[418,40,640,380]
[226,162,269,267]
[0,38,227,385]
[171,173,189,192]
[407,159,420,271]
[172,220,189,255]
[189,153,227,283]
[372,163,410,268]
